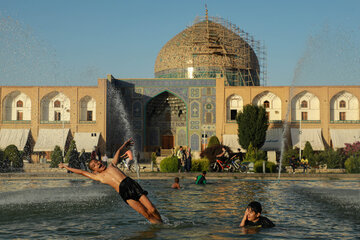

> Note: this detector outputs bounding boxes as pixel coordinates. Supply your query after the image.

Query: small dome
[154,17,260,86]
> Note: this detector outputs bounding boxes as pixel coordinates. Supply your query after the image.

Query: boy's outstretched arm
[59,163,99,181]
[112,138,134,165]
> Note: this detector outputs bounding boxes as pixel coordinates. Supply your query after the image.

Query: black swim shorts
[119,177,148,203]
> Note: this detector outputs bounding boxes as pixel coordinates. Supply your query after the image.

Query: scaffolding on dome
[187,15,267,86]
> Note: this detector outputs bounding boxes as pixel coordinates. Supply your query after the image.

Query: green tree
[244,142,256,161]
[65,140,80,169]
[207,136,220,148]
[244,142,266,162]
[236,104,268,150]
[50,145,63,168]
[4,145,23,169]
[303,141,314,165]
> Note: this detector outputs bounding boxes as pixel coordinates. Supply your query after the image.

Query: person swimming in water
[59,138,162,224]
[239,201,275,228]
[195,171,207,184]
[171,177,181,189]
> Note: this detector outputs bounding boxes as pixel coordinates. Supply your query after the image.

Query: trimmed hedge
[4,145,23,169]
[345,155,360,173]
[160,155,179,172]
[191,158,210,172]
[208,136,220,148]
[254,160,276,173]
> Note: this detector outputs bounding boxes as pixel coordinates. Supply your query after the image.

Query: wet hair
[174,177,179,183]
[202,171,207,175]
[247,201,262,214]
[88,159,98,171]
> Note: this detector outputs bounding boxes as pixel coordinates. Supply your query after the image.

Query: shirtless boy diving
[59,138,162,224]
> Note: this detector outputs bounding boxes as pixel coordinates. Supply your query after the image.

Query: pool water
[0,178,359,239]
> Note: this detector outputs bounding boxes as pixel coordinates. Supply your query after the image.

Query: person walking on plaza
[185,147,192,172]
[177,146,185,173]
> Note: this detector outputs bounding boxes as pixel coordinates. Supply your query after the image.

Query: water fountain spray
[107,84,140,179]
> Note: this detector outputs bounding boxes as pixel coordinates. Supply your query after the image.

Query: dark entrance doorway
[162,135,174,149]
[146,91,186,151]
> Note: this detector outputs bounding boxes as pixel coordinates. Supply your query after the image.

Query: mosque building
[0,11,359,162]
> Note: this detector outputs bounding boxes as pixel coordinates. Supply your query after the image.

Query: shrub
[207,136,220,148]
[281,148,299,166]
[312,153,325,167]
[50,145,63,168]
[160,155,178,172]
[4,145,23,169]
[191,158,210,172]
[0,149,9,172]
[244,143,266,162]
[343,141,360,157]
[345,155,360,173]
[321,148,346,169]
[254,160,276,173]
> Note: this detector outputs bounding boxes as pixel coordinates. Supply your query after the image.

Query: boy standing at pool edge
[240,201,275,228]
[59,138,162,224]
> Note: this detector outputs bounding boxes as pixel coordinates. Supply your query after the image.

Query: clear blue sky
[1,0,360,86]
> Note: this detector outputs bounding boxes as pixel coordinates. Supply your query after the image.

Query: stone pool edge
[1,172,359,180]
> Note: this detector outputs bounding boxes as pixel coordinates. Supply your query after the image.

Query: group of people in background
[176,146,192,172]
[289,155,309,173]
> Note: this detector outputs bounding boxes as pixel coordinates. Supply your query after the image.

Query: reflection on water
[0,179,359,239]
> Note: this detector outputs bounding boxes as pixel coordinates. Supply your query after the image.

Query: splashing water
[107,84,140,178]
[277,24,360,181]
[0,14,58,85]
[292,24,360,86]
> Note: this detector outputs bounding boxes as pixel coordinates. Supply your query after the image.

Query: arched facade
[252,91,282,121]
[41,91,70,122]
[145,90,187,150]
[80,96,96,122]
[330,91,359,121]
[291,91,320,121]
[2,91,31,121]
[226,94,243,121]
